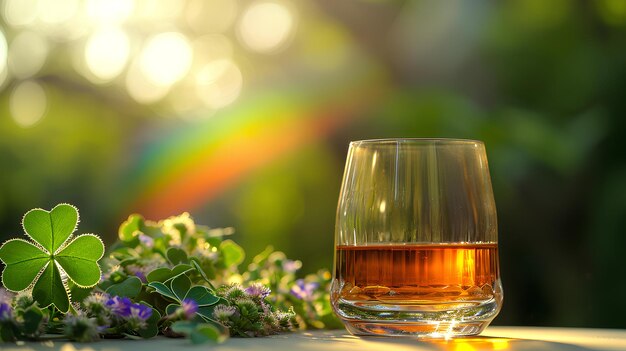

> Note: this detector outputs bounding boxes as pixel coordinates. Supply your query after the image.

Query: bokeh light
[8,31,48,79]
[238,1,296,54]
[3,0,39,27]
[37,0,80,25]
[139,32,193,87]
[185,0,238,34]
[133,0,185,22]
[86,0,134,24]
[126,57,170,104]
[195,59,242,109]
[0,0,300,111]
[192,34,233,65]
[10,80,47,128]
[85,26,130,82]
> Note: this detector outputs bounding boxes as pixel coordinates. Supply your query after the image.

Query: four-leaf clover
[0,204,104,312]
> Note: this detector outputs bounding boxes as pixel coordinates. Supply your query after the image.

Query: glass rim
[349,138,484,147]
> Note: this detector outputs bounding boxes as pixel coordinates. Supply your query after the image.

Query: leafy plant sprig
[0,204,340,344]
[0,204,104,313]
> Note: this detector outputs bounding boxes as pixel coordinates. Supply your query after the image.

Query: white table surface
[3,327,626,351]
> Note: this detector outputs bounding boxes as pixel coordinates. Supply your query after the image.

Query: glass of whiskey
[331,138,503,338]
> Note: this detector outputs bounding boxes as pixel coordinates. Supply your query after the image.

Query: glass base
[343,320,490,338]
[333,297,501,338]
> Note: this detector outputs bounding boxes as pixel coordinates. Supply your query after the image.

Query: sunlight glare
[133,0,185,22]
[85,26,130,81]
[186,0,238,34]
[37,0,80,25]
[126,59,170,104]
[86,0,134,24]
[139,32,193,87]
[238,1,296,53]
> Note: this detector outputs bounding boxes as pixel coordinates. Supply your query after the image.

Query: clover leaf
[0,204,104,313]
[148,274,222,322]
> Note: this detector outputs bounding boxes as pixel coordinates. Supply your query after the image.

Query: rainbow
[122,67,389,219]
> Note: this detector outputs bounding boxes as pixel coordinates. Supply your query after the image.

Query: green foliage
[106,276,143,298]
[148,274,221,323]
[146,264,193,283]
[0,206,339,344]
[242,247,342,330]
[171,321,227,344]
[0,204,104,312]
[219,240,245,267]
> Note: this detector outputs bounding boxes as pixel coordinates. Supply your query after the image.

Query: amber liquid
[334,243,500,305]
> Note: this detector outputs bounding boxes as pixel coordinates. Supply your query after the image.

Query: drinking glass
[331,138,502,338]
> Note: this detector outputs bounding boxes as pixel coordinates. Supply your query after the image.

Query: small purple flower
[129,304,152,321]
[0,302,12,322]
[120,303,152,330]
[138,234,154,248]
[245,283,271,299]
[177,299,198,320]
[135,271,147,283]
[126,264,148,283]
[106,296,132,317]
[0,288,13,304]
[290,279,319,301]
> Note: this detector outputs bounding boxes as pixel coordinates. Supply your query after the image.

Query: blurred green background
[0,0,625,328]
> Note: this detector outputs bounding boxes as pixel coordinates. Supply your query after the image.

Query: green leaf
[68,282,93,303]
[32,262,70,313]
[195,300,227,322]
[146,268,171,283]
[185,286,219,306]
[190,324,226,344]
[23,204,78,254]
[220,240,245,267]
[119,258,138,267]
[147,282,178,301]
[0,204,104,312]
[0,240,48,291]
[119,214,144,242]
[170,274,191,301]
[190,260,213,285]
[171,321,227,344]
[137,307,160,338]
[0,239,48,263]
[55,234,104,287]
[171,321,196,334]
[166,303,179,316]
[109,271,128,284]
[106,276,143,298]
[146,264,193,283]
[169,264,194,278]
[166,247,188,265]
